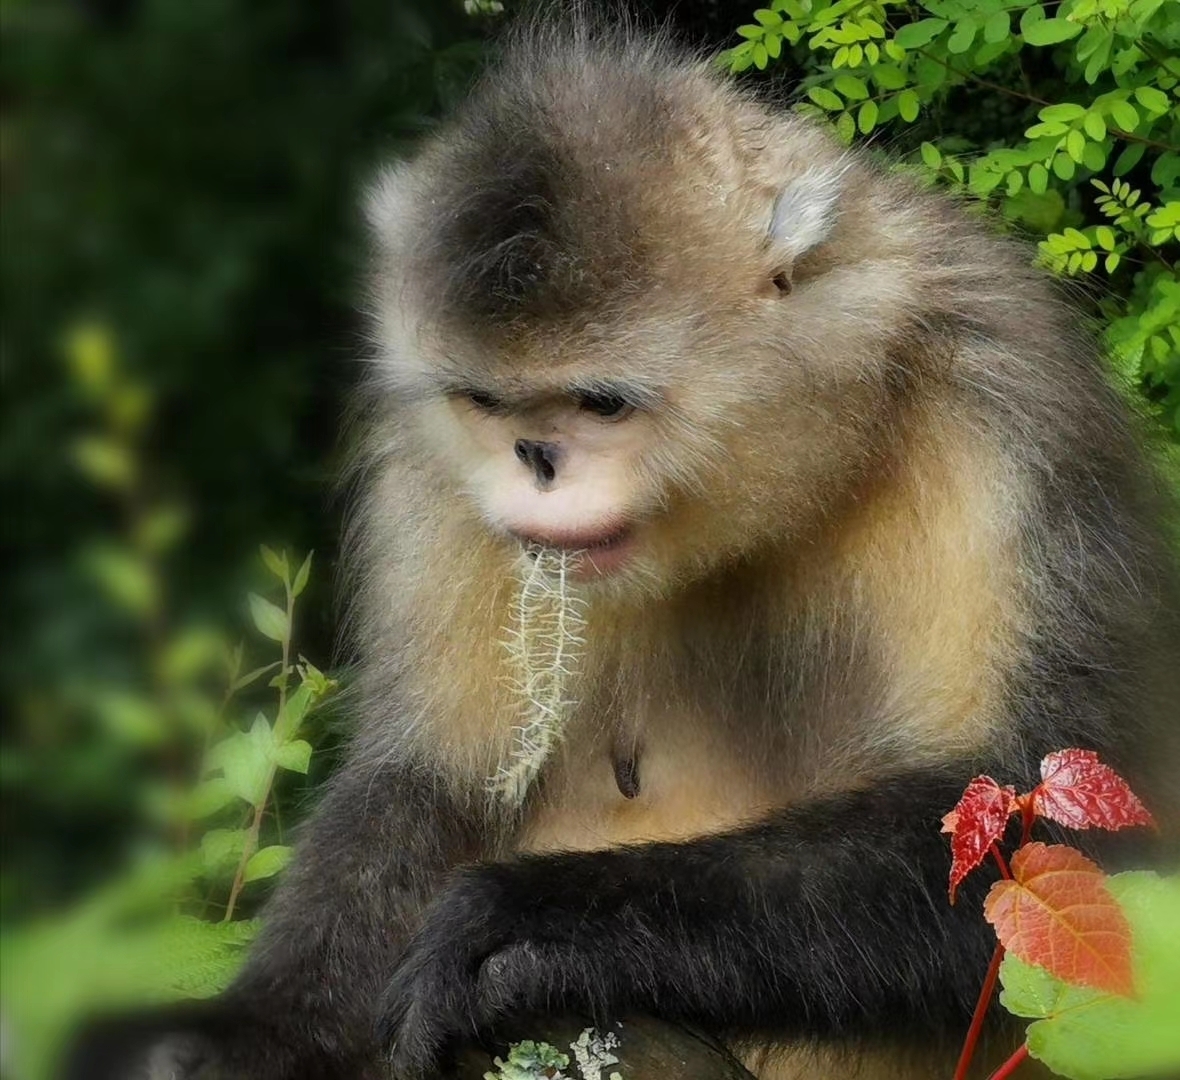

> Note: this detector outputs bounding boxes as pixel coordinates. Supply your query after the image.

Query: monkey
[71,13,1180,1080]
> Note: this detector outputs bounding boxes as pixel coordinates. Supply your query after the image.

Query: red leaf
[943,776,1018,902]
[983,841,1134,996]
[1031,749,1155,832]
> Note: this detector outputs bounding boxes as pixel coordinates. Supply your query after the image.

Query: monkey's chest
[514,709,789,854]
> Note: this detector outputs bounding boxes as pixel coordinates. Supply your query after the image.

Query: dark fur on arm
[379,758,1153,1076]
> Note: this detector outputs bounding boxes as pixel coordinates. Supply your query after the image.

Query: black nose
[514,439,559,485]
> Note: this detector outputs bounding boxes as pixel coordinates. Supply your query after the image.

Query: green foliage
[724,0,1180,435]
[998,871,1180,1079]
[0,0,490,915]
[484,1040,572,1080]
[0,333,337,1079]
[1,860,260,1080]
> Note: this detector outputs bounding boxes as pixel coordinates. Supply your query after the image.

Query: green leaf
[1095,226,1117,250]
[1133,85,1170,114]
[946,20,977,54]
[1108,99,1139,132]
[73,437,134,489]
[1082,112,1107,141]
[136,505,190,553]
[727,45,754,73]
[835,110,856,145]
[807,86,844,111]
[1022,18,1083,45]
[184,777,236,820]
[872,64,907,90]
[1053,153,1076,181]
[1026,121,1068,138]
[914,57,947,91]
[85,546,157,616]
[999,873,1180,1080]
[754,8,782,26]
[857,100,878,134]
[736,24,764,40]
[1040,103,1086,123]
[1083,31,1113,84]
[1081,140,1106,172]
[200,828,248,875]
[834,74,868,100]
[894,19,948,48]
[272,739,312,774]
[248,593,289,643]
[274,682,314,744]
[1028,162,1050,194]
[208,716,274,807]
[243,845,293,883]
[161,628,224,685]
[973,39,1008,66]
[920,141,942,169]
[1066,129,1086,164]
[982,10,1009,43]
[753,42,769,69]
[898,90,920,123]
[1152,152,1180,188]
[259,545,288,583]
[231,660,281,692]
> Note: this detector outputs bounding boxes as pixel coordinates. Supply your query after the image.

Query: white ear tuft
[363,163,412,237]
[768,165,845,259]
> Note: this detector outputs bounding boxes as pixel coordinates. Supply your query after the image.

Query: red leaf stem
[986,1043,1029,1080]
[952,941,1006,1080]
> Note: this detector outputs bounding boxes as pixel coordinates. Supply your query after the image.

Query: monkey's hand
[379,857,635,1077]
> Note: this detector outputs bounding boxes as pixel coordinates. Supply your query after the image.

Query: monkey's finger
[473,940,552,1023]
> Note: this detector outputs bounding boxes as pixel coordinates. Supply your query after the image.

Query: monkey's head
[366,26,926,592]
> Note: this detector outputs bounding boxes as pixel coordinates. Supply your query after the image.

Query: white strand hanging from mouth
[491,545,588,806]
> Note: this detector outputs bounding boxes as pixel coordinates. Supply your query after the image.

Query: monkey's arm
[69,758,486,1080]
[379,762,1079,1074]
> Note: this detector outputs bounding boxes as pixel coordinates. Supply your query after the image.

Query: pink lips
[512,526,635,577]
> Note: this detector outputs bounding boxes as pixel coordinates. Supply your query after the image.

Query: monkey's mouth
[516,526,636,577]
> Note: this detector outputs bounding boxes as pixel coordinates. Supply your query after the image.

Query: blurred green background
[1,0,1176,1077]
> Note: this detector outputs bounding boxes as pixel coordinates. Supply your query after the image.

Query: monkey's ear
[768,166,844,261]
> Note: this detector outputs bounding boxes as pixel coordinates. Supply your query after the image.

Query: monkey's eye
[465,390,503,411]
[576,391,633,420]
[771,270,793,295]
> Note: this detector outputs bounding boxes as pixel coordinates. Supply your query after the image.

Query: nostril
[514,439,559,485]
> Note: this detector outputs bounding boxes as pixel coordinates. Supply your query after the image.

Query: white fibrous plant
[493,546,587,806]
[569,1027,622,1080]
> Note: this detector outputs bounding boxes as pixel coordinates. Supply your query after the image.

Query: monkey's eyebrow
[566,380,661,410]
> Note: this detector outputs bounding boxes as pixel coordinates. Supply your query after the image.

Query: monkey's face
[369,81,904,592]
[424,371,666,582]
